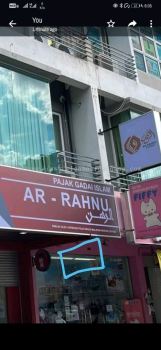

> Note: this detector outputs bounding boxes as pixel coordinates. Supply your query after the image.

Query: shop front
[0,164,157,324]
[31,235,150,324]
[0,164,129,324]
[121,177,161,324]
[34,251,132,324]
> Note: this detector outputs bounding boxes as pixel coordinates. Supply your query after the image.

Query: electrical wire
[100,97,130,116]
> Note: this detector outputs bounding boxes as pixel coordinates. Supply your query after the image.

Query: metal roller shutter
[0,252,18,286]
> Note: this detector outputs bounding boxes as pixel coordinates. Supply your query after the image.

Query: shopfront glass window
[35,254,132,324]
[0,66,59,173]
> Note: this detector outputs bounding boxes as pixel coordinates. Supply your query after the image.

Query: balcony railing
[52,150,103,182]
[109,165,141,191]
[34,27,137,80]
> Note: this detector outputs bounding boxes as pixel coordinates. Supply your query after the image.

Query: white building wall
[0,33,161,182]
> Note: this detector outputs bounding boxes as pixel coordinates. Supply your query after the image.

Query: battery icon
[131,3,141,8]
[9,3,19,8]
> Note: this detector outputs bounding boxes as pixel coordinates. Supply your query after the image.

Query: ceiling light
[153,237,161,242]
[19,231,27,235]
[74,258,96,261]
[51,257,74,260]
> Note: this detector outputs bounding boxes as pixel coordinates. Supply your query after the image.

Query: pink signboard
[0,166,120,238]
[129,178,161,239]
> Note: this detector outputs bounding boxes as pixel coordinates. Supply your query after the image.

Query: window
[131,31,142,50]
[143,38,156,57]
[110,110,133,168]
[157,44,161,60]
[153,27,161,42]
[134,52,146,72]
[141,166,161,180]
[52,113,64,152]
[86,27,103,53]
[0,66,62,173]
[140,27,153,37]
[131,27,161,79]
[35,254,132,324]
[145,57,160,77]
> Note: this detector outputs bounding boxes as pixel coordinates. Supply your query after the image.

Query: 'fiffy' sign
[0,166,120,238]
[129,177,161,239]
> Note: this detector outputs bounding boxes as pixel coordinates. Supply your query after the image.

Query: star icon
[107,19,115,27]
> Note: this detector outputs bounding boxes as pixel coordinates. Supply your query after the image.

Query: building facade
[0,26,161,323]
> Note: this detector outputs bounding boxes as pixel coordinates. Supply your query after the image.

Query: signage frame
[119,110,161,173]
[129,176,161,239]
[0,165,120,239]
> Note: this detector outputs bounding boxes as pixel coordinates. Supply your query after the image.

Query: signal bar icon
[29,3,37,8]
[23,3,37,8]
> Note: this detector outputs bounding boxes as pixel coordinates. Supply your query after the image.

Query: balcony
[109,165,141,191]
[34,27,137,80]
[51,150,103,182]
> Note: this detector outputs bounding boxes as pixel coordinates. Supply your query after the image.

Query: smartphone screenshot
[0,0,160,329]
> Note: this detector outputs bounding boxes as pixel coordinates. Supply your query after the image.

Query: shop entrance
[0,251,21,323]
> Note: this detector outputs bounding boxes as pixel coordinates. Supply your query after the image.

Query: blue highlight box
[57,237,105,279]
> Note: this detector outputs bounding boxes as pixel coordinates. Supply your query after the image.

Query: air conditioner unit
[53,41,74,55]
[95,52,113,71]
[47,38,79,57]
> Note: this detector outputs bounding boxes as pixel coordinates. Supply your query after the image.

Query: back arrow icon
[9,20,17,27]
[128,20,137,27]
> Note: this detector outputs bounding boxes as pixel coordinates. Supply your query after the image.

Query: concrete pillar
[18,250,36,323]
[90,86,111,181]
[70,85,110,181]
[83,38,94,63]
